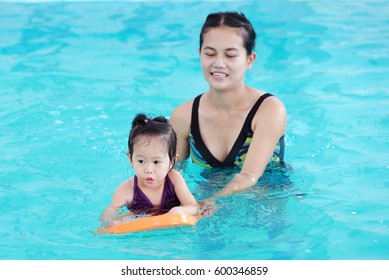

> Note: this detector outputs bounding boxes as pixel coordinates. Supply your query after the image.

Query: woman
[170,11,286,200]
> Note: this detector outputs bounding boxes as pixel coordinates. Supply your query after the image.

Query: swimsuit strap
[160,175,180,212]
[190,93,273,167]
[190,93,221,166]
[130,176,154,211]
[192,93,273,133]
[242,93,273,131]
[190,94,203,143]
[226,93,273,165]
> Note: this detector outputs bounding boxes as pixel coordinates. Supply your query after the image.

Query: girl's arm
[212,96,287,198]
[167,169,199,215]
[99,179,134,227]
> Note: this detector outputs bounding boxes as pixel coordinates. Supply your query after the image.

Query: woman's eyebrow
[225,48,239,52]
[203,46,240,52]
[203,46,216,51]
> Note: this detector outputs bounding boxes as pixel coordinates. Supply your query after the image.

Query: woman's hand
[212,171,258,198]
[198,198,217,216]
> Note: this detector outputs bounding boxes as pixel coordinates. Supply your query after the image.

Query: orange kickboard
[98,213,199,234]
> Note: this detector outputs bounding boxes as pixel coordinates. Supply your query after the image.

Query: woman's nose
[213,55,226,68]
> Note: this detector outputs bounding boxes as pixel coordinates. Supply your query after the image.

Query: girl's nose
[145,165,153,174]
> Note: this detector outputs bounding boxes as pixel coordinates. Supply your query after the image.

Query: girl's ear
[169,156,177,171]
[126,151,133,165]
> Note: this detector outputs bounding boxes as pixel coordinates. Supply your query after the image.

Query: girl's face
[128,136,173,189]
[200,26,256,92]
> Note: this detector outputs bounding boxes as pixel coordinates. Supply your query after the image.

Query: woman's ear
[247,52,256,69]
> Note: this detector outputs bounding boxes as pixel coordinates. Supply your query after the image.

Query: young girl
[100,114,198,227]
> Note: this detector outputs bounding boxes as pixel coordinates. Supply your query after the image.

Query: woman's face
[200,26,256,91]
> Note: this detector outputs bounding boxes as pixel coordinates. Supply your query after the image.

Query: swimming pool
[0,0,388,260]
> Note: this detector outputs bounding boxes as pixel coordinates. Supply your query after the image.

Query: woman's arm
[170,100,193,162]
[212,96,287,198]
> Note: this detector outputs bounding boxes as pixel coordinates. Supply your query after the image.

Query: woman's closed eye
[205,52,237,58]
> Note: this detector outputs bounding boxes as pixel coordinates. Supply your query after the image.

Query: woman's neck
[208,84,250,110]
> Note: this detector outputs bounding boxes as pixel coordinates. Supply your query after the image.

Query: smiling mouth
[211,71,228,78]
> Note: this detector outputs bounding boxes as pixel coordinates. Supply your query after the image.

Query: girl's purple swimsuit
[127,175,180,214]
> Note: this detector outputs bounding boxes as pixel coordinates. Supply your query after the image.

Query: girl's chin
[140,179,161,188]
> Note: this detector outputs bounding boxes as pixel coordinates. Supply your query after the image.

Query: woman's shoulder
[247,88,285,113]
[252,91,287,133]
[261,93,286,115]
[170,97,196,132]
[171,98,195,118]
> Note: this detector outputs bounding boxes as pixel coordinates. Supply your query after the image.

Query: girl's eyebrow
[134,154,165,160]
[153,156,165,160]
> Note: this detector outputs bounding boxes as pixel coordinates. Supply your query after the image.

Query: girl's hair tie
[132,114,149,127]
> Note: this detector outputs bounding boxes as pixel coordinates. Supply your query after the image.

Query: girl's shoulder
[167,169,184,181]
[110,177,135,208]
[120,176,135,186]
[167,169,190,193]
[115,177,135,195]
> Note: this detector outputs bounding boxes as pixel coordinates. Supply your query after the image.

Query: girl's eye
[154,161,161,164]
[138,160,144,164]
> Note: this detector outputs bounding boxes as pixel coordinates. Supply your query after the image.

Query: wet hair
[128,113,177,165]
[199,11,256,55]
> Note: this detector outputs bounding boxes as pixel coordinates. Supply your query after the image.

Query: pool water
[1,0,388,260]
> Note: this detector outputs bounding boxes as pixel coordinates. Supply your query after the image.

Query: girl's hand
[169,205,199,215]
[168,206,185,214]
